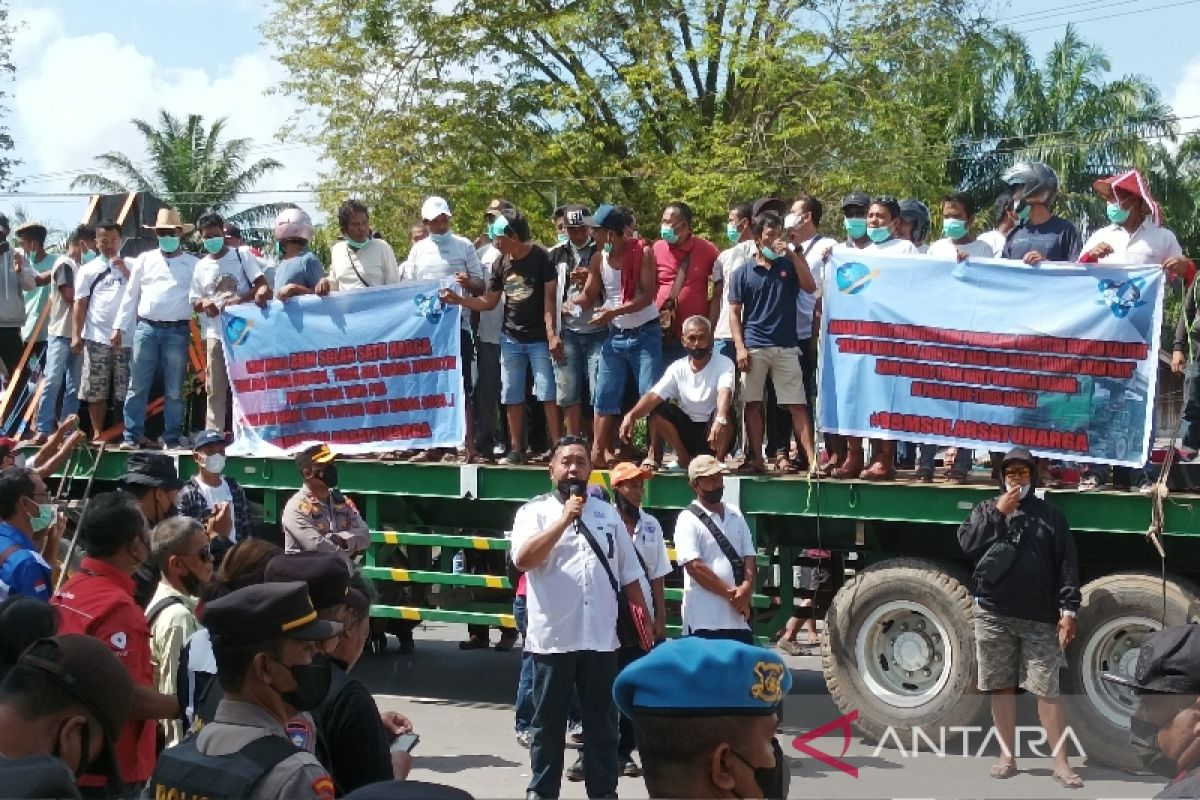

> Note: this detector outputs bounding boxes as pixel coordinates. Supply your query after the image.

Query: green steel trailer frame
[60,451,1200,773]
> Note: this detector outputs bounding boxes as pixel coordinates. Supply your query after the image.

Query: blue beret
[614,637,792,717]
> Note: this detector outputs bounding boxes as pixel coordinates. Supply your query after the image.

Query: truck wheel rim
[855,600,954,709]
[1080,615,1156,727]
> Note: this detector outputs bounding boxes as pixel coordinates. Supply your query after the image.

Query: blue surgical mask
[347,238,370,250]
[1016,204,1031,223]
[28,500,55,533]
[1106,202,1131,225]
[202,236,224,254]
[81,251,97,264]
[866,226,891,243]
[660,226,678,245]
[429,231,453,245]
[942,219,968,240]
[158,236,181,253]
[761,246,779,260]
[726,224,740,244]
[556,232,569,245]
[844,218,868,239]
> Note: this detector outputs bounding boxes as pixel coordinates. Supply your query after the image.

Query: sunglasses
[197,545,213,562]
[1003,467,1031,478]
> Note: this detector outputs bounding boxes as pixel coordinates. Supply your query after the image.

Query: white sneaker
[1078,475,1102,492]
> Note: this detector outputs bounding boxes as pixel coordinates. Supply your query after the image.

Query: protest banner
[817,252,1164,466]
[220,280,464,456]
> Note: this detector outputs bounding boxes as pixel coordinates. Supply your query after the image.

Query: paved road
[354,623,1165,799]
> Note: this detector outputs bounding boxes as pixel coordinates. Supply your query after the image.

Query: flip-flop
[735,461,766,476]
[989,762,1018,779]
[1053,771,1084,789]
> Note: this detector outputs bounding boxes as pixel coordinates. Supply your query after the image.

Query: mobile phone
[390,732,420,753]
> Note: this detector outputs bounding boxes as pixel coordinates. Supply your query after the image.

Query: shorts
[593,321,663,416]
[79,340,131,404]
[741,346,806,405]
[651,402,714,458]
[460,329,475,398]
[500,333,556,405]
[974,607,1063,697]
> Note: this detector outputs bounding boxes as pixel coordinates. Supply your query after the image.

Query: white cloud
[1169,53,1200,137]
[6,7,323,228]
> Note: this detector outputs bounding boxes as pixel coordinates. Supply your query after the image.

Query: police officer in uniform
[147,581,338,800]
[281,445,369,561]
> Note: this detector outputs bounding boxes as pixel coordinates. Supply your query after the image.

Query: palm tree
[71,111,288,228]
[948,25,1176,229]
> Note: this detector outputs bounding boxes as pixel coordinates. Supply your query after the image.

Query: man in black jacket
[957,447,1082,789]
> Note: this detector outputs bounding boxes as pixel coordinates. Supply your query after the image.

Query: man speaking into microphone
[511,435,652,800]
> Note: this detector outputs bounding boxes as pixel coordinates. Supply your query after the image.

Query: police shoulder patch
[311,774,335,800]
[286,718,313,752]
[750,661,785,704]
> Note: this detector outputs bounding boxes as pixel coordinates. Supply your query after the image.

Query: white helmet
[273,207,314,242]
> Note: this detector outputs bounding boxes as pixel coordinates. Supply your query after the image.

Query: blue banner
[817,252,1164,466]
[221,280,464,457]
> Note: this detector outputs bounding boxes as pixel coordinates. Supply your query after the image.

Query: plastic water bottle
[452,550,465,574]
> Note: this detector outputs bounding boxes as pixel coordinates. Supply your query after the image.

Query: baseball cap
[16,635,136,782]
[191,429,228,451]
[752,197,787,218]
[1102,625,1200,695]
[421,196,452,221]
[614,637,791,717]
[203,581,342,644]
[582,204,627,234]
[222,223,242,239]
[841,191,870,210]
[558,204,591,227]
[688,454,728,481]
[295,443,336,471]
[610,462,653,486]
[265,552,351,611]
[0,437,18,457]
[485,199,514,218]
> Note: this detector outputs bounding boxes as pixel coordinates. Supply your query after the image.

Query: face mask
[603,242,613,254]
[347,238,370,250]
[202,236,224,254]
[731,745,789,800]
[1131,716,1178,778]
[319,464,339,488]
[556,232,569,245]
[660,225,678,245]
[275,653,332,712]
[274,241,283,258]
[203,453,226,474]
[28,500,55,533]
[761,246,779,260]
[726,224,740,245]
[158,236,180,253]
[488,219,509,240]
[81,250,97,264]
[1016,204,1032,223]
[613,491,639,518]
[429,231,453,245]
[1004,480,1031,500]
[844,218,868,239]
[53,719,92,778]
[1106,202,1132,225]
[866,226,891,243]
[700,487,724,504]
[555,478,588,502]
[942,219,968,240]
[687,345,713,360]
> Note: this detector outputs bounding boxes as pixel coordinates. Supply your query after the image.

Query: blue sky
[4,0,1199,233]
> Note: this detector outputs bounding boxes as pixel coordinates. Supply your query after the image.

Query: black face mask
[687,345,713,361]
[613,491,639,518]
[555,478,587,502]
[700,487,724,505]
[179,569,204,597]
[1131,716,1179,778]
[153,490,179,525]
[730,741,789,800]
[273,652,332,712]
[319,465,339,488]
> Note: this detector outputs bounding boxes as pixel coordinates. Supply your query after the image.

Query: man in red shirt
[52,493,179,798]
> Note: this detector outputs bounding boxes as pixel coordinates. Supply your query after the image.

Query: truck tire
[821,557,986,747]
[1062,572,1200,772]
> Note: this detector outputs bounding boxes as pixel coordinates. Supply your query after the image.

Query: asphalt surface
[355,623,1166,799]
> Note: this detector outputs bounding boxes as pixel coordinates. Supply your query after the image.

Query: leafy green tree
[71,111,287,228]
[0,2,18,188]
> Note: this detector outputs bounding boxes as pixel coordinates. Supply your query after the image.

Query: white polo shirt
[511,492,642,654]
[329,239,401,289]
[402,235,483,331]
[713,240,758,340]
[674,502,756,633]
[650,353,735,423]
[75,258,133,345]
[115,249,197,332]
[626,509,673,624]
[1080,220,1184,266]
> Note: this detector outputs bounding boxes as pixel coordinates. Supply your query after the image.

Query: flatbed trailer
[59,450,1200,772]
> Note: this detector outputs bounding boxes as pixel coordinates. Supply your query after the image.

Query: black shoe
[566,755,585,782]
[620,756,642,777]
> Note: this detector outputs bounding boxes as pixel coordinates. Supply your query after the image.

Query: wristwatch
[1060,609,1077,618]
[715,416,728,426]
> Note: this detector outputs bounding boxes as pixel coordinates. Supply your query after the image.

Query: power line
[1011,0,1200,34]
[999,0,1123,25]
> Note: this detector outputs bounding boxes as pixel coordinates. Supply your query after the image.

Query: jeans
[529,650,618,798]
[474,341,501,454]
[918,444,973,475]
[500,334,556,405]
[124,320,190,444]
[1180,363,1200,451]
[37,336,81,435]
[555,329,606,407]
[515,597,581,735]
[594,321,663,416]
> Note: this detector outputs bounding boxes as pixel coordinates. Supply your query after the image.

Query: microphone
[568,482,587,499]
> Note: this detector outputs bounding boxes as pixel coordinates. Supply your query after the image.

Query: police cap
[264,552,351,611]
[203,581,341,644]
[613,637,792,718]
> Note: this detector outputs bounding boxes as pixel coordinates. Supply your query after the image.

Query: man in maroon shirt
[52,493,179,798]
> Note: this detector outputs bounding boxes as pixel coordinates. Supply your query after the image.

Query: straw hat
[143,208,195,235]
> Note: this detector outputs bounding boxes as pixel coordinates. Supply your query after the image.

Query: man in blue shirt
[273,208,331,301]
[0,469,58,601]
[1000,161,1082,264]
[728,211,818,475]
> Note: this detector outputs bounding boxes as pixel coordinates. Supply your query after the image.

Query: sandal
[409,449,443,463]
[639,458,659,472]
[989,762,1018,780]
[458,636,490,650]
[772,453,797,474]
[1052,770,1083,789]
[735,460,766,475]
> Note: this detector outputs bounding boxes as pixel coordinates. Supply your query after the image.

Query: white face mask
[202,453,226,475]
[1005,480,1031,500]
